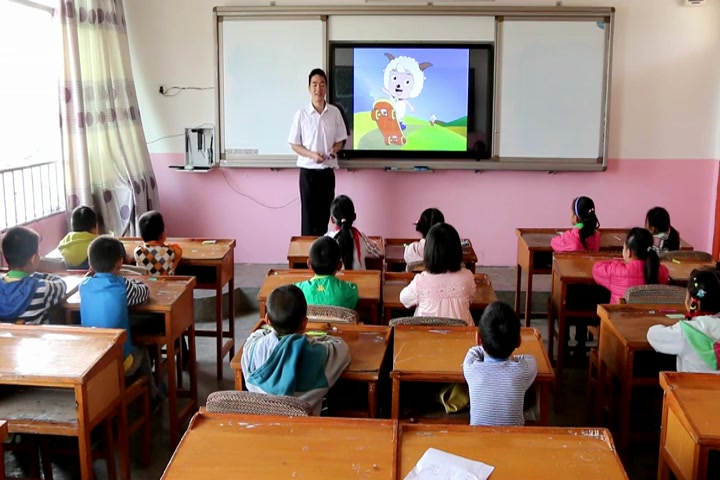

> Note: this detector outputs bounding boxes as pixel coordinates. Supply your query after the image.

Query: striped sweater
[463,346,538,426]
[0,272,67,324]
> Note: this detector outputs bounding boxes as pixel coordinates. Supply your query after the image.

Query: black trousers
[299,167,335,236]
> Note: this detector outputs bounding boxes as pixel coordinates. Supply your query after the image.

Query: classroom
[1,0,719,479]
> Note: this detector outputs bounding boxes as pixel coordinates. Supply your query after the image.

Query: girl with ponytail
[592,227,670,304]
[645,207,681,252]
[551,196,601,252]
[647,267,720,373]
[326,195,381,270]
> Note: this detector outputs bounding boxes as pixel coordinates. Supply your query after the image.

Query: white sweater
[647,315,720,373]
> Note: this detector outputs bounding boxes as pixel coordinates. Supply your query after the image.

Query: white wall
[126,0,720,161]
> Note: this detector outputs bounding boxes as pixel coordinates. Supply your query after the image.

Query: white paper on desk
[404,448,494,480]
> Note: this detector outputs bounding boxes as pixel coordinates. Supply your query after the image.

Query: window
[0,0,65,230]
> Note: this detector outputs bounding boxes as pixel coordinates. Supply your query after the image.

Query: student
[551,196,601,252]
[296,237,359,309]
[80,236,161,399]
[592,227,669,304]
[326,195,381,270]
[404,207,445,264]
[241,285,351,415]
[57,206,98,269]
[463,301,538,426]
[647,268,720,373]
[399,223,476,326]
[134,210,183,276]
[0,226,67,324]
[645,207,680,252]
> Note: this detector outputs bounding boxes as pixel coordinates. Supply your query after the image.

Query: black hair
[88,235,125,273]
[415,208,445,238]
[138,210,165,242]
[309,236,341,276]
[625,227,661,284]
[424,223,463,275]
[266,285,308,336]
[308,68,327,86]
[330,195,358,270]
[645,207,680,251]
[71,206,97,233]
[1,226,39,269]
[479,301,521,359]
[572,196,600,249]
[686,267,720,317]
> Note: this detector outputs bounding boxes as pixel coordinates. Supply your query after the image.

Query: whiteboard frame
[214,5,614,172]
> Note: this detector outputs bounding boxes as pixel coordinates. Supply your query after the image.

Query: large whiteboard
[497,19,608,160]
[219,18,324,158]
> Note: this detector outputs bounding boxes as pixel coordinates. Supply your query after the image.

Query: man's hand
[311,152,325,164]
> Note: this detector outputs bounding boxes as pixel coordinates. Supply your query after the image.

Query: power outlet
[158,85,166,95]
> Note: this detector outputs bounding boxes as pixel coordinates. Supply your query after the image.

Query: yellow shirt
[57,231,97,267]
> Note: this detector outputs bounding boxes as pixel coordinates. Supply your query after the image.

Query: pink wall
[0,213,68,269]
[152,154,716,266]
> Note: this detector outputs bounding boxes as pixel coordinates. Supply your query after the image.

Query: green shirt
[295,275,359,310]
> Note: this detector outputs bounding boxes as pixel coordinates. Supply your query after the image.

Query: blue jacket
[0,276,39,320]
[80,273,132,358]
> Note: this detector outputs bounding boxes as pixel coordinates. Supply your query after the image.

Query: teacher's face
[308,74,327,102]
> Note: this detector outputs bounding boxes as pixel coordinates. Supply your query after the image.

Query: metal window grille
[0,162,66,231]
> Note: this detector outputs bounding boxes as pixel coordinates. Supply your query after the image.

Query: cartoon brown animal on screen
[371,100,407,146]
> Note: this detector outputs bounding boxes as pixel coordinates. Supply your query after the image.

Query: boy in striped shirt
[463,301,537,426]
[0,227,67,324]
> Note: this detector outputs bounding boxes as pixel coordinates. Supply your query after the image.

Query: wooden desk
[161,412,397,479]
[64,275,199,448]
[258,269,382,324]
[0,419,6,480]
[382,272,496,323]
[0,325,128,480]
[595,304,683,449]
[390,326,554,424]
[398,424,628,479]
[230,321,392,418]
[549,253,696,387]
[515,228,693,327]
[287,235,385,270]
[662,254,716,286]
[384,237,478,272]
[122,237,236,381]
[658,372,720,480]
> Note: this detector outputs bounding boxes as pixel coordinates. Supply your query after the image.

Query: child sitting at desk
[551,196,601,252]
[326,195,381,270]
[134,210,183,276]
[241,285,350,415]
[647,267,720,373]
[296,237,359,309]
[404,207,444,264]
[645,207,680,252]
[463,301,538,426]
[592,227,669,304]
[57,206,98,269]
[80,236,161,400]
[400,223,476,326]
[0,227,67,324]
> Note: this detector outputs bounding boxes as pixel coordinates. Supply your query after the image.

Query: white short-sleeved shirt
[288,102,347,169]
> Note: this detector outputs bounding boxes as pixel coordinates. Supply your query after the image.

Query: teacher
[288,68,348,236]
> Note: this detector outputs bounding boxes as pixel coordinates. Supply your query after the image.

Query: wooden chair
[405,261,425,273]
[623,285,687,304]
[306,305,359,325]
[389,316,467,327]
[659,250,714,263]
[206,391,313,417]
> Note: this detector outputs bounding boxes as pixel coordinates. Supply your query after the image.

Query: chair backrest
[389,316,467,327]
[206,391,313,416]
[306,305,359,325]
[624,285,687,305]
[659,251,715,263]
[405,261,425,273]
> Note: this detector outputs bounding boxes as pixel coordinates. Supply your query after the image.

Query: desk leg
[215,282,223,381]
[228,275,236,361]
[391,377,401,420]
[371,305,379,325]
[116,361,130,480]
[384,308,391,325]
[103,416,117,480]
[657,399,670,480]
[188,325,198,411]
[368,381,378,418]
[618,362,632,449]
[524,268,534,328]
[595,358,607,427]
[514,264,522,314]
[76,387,94,480]
[166,335,180,448]
[539,383,549,426]
[0,439,4,480]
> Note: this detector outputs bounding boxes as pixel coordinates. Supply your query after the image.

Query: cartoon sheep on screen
[381,53,432,131]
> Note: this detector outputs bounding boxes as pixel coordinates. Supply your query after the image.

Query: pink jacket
[592,259,670,304]
[399,269,476,326]
[551,229,601,253]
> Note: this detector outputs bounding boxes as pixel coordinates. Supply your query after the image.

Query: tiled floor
[4,265,659,479]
